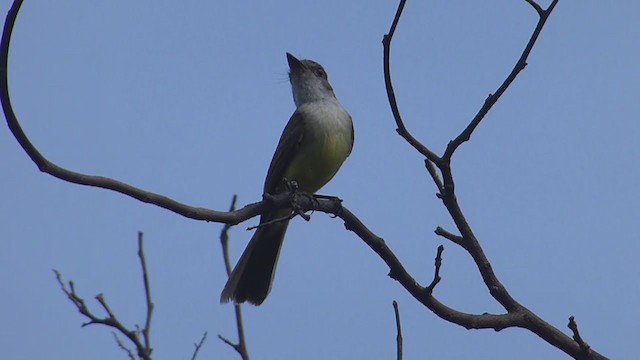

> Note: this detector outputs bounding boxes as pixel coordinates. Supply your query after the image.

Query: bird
[220,53,354,305]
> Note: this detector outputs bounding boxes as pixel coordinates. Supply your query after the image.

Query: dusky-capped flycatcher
[220,53,354,305]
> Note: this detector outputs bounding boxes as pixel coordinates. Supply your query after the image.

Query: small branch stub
[392,301,403,360]
[568,316,591,357]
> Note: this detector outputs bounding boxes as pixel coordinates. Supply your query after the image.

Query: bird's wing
[263,111,305,194]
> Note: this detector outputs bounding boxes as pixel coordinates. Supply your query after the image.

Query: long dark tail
[220,220,289,305]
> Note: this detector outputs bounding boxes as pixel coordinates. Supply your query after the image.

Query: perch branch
[1,1,607,359]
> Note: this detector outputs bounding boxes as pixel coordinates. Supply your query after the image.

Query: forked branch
[218,195,250,360]
[382,0,607,359]
[53,233,155,360]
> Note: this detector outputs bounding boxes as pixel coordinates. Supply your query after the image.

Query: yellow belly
[283,124,352,193]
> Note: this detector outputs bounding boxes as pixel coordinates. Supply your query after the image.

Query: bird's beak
[287,52,305,73]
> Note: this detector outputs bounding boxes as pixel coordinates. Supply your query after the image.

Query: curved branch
[0,0,271,225]
[524,0,544,16]
[443,0,559,161]
[322,199,519,331]
[382,0,441,165]
[1,1,510,336]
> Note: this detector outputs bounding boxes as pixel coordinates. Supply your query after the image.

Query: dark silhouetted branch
[442,0,560,161]
[524,0,544,16]
[381,0,608,359]
[113,332,137,360]
[55,257,153,360]
[392,301,403,360]
[424,159,444,195]
[426,245,444,292]
[0,3,279,226]
[434,227,464,248]
[219,196,250,360]
[191,332,208,360]
[138,232,154,354]
[568,316,592,357]
[382,0,440,164]
[2,1,608,359]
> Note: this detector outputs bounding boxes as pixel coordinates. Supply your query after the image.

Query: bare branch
[524,0,544,16]
[112,332,137,360]
[219,196,250,360]
[54,270,152,360]
[424,159,444,195]
[53,233,155,359]
[218,334,237,349]
[0,0,282,227]
[191,332,208,360]
[442,0,560,161]
[0,0,325,228]
[392,301,403,360]
[138,232,154,354]
[379,0,608,358]
[568,316,592,357]
[246,207,301,230]
[434,227,464,248]
[382,0,441,164]
[3,1,608,359]
[331,203,516,332]
[221,195,239,276]
[426,245,444,292]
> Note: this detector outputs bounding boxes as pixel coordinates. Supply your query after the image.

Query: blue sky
[1,1,638,359]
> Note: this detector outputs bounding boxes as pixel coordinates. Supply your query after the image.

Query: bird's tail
[220,220,289,305]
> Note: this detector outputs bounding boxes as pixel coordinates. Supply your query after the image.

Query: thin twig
[191,332,208,360]
[392,301,403,360]
[54,270,152,360]
[112,332,137,360]
[568,316,592,357]
[221,195,238,275]
[382,0,441,164]
[219,196,250,360]
[424,159,444,195]
[246,209,298,231]
[434,227,464,248]
[442,0,560,160]
[138,232,154,353]
[426,245,445,292]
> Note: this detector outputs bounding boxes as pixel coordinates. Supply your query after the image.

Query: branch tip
[191,331,208,360]
[568,316,591,356]
[426,245,445,292]
[392,301,403,360]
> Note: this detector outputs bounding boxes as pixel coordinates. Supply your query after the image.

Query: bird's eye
[315,69,326,78]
